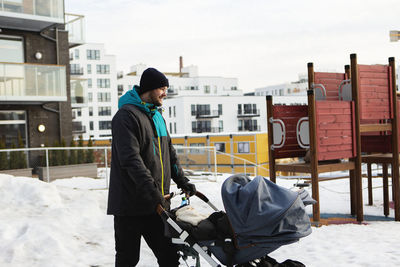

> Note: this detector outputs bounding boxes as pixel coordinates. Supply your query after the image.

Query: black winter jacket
[107,102,187,216]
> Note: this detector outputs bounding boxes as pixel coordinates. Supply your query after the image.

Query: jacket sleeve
[112,110,164,208]
[168,132,189,187]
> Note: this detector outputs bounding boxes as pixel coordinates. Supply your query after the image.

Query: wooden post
[266,95,276,183]
[307,62,315,91]
[367,163,373,205]
[308,89,320,222]
[346,63,356,214]
[345,65,351,79]
[389,57,400,221]
[383,163,389,216]
[350,53,364,222]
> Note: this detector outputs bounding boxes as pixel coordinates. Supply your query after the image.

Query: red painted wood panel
[314,72,346,101]
[272,105,308,159]
[316,101,356,161]
[358,64,392,120]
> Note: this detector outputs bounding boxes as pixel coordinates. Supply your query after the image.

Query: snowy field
[1,170,400,267]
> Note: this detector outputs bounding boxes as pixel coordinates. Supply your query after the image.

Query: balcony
[167,88,178,96]
[192,127,221,133]
[72,121,86,133]
[70,78,87,108]
[65,13,85,48]
[0,0,64,31]
[70,67,84,76]
[237,109,260,117]
[0,62,67,104]
[195,110,220,119]
[238,125,260,132]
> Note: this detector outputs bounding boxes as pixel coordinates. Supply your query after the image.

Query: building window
[218,120,223,132]
[98,106,111,116]
[89,107,93,116]
[99,120,112,130]
[189,143,205,154]
[214,142,225,153]
[173,106,176,117]
[89,121,94,131]
[231,86,237,90]
[192,121,196,133]
[70,64,82,75]
[218,104,222,115]
[0,37,23,63]
[96,64,110,74]
[0,110,26,148]
[169,107,172,117]
[204,85,210,93]
[97,79,110,88]
[74,49,79,59]
[174,122,176,133]
[88,92,92,102]
[87,64,91,74]
[77,108,82,117]
[87,49,100,60]
[238,142,250,153]
[196,104,210,116]
[98,92,111,102]
[192,120,211,133]
[169,122,172,133]
[191,104,196,116]
[88,78,92,88]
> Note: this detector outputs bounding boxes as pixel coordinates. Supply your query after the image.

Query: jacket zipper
[157,136,164,195]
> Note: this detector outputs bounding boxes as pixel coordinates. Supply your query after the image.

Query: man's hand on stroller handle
[179,182,197,197]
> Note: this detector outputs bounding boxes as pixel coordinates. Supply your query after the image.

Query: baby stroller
[157,174,315,267]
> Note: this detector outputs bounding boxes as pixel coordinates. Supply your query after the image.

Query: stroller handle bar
[162,190,219,213]
[157,190,222,267]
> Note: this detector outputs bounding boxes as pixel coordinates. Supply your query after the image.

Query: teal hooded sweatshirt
[118,85,167,138]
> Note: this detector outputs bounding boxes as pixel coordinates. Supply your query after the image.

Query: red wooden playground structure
[267,54,400,224]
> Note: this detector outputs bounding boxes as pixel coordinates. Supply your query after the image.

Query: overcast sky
[65,0,400,92]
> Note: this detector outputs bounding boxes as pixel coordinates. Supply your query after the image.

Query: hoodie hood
[118,86,167,137]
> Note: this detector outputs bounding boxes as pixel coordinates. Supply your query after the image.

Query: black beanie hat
[139,68,169,95]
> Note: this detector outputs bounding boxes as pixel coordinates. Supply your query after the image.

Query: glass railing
[70,78,87,106]
[65,13,85,46]
[0,62,67,102]
[0,0,64,19]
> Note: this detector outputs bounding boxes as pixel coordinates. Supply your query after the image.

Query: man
[107,68,196,267]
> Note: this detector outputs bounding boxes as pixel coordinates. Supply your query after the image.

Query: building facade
[118,61,242,98]
[69,43,117,140]
[254,74,308,96]
[162,95,307,135]
[0,1,84,157]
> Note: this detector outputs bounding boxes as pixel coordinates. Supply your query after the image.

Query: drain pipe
[40,24,63,141]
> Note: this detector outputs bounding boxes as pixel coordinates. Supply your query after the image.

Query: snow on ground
[0,170,400,267]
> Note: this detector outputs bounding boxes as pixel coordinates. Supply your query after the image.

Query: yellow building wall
[170,133,270,177]
[209,135,232,164]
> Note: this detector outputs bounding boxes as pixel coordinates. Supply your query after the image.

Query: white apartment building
[254,74,308,96]
[118,61,243,97]
[162,95,307,135]
[70,43,118,140]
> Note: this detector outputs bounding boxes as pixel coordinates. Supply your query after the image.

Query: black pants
[114,214,179,267]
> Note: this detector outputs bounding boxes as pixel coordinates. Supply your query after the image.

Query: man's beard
[150,93,163,106]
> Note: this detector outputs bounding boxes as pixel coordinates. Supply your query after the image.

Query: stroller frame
[157,191,222,267]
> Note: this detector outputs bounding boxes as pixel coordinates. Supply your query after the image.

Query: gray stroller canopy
[221,174,313,249]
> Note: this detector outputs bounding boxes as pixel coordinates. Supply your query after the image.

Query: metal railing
[0,146,111,185]
[0,145,269,186]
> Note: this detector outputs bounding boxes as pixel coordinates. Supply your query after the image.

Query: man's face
[148,86,168,106]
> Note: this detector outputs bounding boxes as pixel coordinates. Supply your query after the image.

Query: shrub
[69,139,77,165]
[77,135,85,164]
[85,137,94,163]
